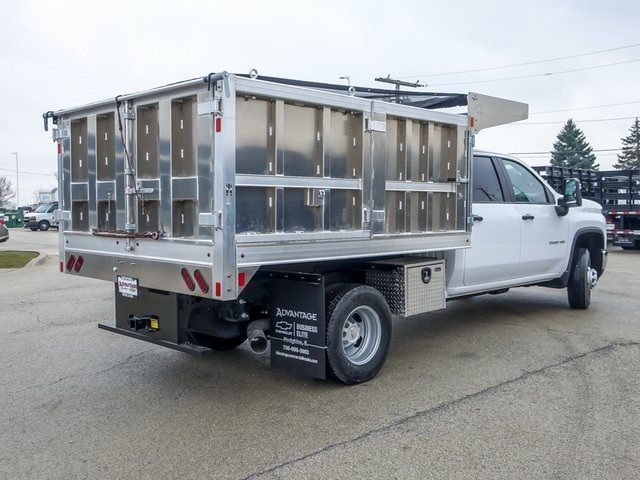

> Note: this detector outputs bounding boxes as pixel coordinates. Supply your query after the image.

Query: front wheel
[567,248,596,309]
[325,284,392,385]
[38,220,50,231]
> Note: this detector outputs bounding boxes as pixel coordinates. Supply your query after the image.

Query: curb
[27,252,49,268]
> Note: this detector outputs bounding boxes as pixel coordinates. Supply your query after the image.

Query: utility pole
[374,75,426,103]
[11,152,18,206]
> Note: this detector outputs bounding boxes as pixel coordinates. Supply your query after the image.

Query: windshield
[34,204,51,213]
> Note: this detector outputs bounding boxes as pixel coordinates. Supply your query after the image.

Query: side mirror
[563,178,582,207]
[555,178,582,216]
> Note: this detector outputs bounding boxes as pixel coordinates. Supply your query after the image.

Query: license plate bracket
[117,275,139,298]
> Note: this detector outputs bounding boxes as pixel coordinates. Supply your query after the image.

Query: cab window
[501,159,551,203]
[472,156,504,203]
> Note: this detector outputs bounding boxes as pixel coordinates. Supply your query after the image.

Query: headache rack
[46,71,527,300]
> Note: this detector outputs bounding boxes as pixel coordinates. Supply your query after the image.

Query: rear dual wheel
[325,284,392,385]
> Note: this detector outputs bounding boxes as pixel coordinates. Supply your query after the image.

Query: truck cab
[446,152,607,302]
[23,202,59,231]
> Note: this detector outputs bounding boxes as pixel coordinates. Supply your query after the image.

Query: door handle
[472,214,483,222]
[521,214,535,220]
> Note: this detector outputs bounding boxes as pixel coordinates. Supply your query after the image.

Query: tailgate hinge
[197,98,221,116]
[199,211,223,229]
[54,210,71,221]
[52,128,70,142]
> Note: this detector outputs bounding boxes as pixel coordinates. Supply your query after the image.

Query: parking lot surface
[1,232,639,479]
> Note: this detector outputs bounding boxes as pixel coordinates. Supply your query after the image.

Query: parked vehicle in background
[0,215,9,242]
[23,202,59,231]
[45,72,605,384]
[18,206,34,215]
[534,167,640,249]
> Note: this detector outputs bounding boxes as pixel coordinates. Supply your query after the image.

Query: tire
[29,226,38,231]
[325,284,392,385]
[192,333,246,350]
[0,237,7,243]
[567,247,593,310]
[38,220,50,231]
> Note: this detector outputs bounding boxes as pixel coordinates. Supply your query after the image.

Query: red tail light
[66,255,76,272]
[193,269,209,294]
[181,268,195,291]
[59,261,63,272]
[215,117,222,133]
[215,282,222,297]
[57,143,62,154]
[238,271,246,287]
[74,256,84,272]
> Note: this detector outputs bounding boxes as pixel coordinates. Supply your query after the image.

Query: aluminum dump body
[49,73,526,300]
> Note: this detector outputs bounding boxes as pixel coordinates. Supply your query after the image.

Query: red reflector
[59,261,63,272]
[57,143,62,154]
[66,255,76,272]
[215,282,222,297]
[193,269,209,294]
[74,256,84,272]
[181,268,195,291]
[215,117,222,133]
[238,272,246,287]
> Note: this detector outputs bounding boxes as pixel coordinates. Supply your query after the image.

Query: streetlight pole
[11,152,19,206]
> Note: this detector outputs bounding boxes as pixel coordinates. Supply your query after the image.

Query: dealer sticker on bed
[117,275,139,298]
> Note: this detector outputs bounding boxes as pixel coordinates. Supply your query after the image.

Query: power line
[511,148,621,155]
[512,115,638,125]
[398,42,640,79]
[427,58,640,87]
[532,100,640,114]
[516,152,621,158]
[0,166,55,177]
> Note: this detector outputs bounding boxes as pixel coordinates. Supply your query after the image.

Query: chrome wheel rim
[341,305,381,366]
[588,267,598,289]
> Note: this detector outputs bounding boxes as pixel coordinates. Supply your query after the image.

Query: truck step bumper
[98,323,213,356]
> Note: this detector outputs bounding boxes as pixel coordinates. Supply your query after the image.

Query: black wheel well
[574,231,604,276]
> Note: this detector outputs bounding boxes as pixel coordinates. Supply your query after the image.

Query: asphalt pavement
[1,231,639,479]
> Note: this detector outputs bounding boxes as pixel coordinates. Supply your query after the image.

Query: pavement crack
[240,340,640,480]
[5,349,153,396]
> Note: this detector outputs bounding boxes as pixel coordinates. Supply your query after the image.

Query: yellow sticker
[149,318,159,330]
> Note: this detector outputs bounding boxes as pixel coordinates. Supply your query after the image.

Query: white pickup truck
[48,73,607,384]
[447,151,607,309]
[23,202,59,231]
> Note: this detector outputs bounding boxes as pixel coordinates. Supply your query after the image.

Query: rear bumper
[98,323,212,355]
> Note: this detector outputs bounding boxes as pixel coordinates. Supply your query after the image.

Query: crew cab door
[497,158,569,278]
[464,156,520,286]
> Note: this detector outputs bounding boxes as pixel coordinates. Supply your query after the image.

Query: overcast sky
[1,0,639,205]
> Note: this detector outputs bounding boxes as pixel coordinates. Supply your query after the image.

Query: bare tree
[0,176,15,205]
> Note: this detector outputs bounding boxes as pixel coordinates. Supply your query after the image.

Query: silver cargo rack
[47,72,527,301]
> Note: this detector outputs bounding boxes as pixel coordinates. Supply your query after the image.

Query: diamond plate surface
[365,259,445,317]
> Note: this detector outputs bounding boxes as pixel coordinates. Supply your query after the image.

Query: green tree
[550,119,599,170]
[614,117,640,170]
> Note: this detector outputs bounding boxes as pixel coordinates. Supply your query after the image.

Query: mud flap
[262,271,326,379]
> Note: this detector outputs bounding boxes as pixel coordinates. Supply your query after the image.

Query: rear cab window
[472,156,505,203]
